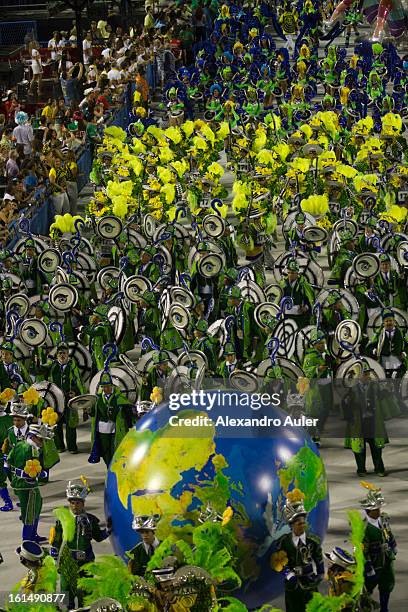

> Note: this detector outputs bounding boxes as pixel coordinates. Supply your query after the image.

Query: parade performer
[128,515,161,576]
[360,482,396,612]
[50,479,111,609]
[273,489,324,612]
[343,362,397,476]
[6,422,55,542]
[15,540,57,595]
[44,342,85,454]
[0,387,14,511]
[88,371,131,467]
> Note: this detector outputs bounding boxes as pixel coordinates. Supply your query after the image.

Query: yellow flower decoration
[296,377,310,396]
[207,161,224,178]
[380,205,407,223]
[301,194,329,216]
[291,158,310,174]
[49,526,56,545]
[271,550,288,572]
[360,481,381,492]
[353,174,378,193]
[150,386,163,404]
[41,406,58,426]
[221,506,234,526]
[286,488,305,503]
[0,388,15,403]
[24,459,42,478]
[23,387,40,406]
[336,164,357,179]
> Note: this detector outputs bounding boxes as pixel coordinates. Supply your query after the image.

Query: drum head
[33,381,65,414]
[335,319,361,349]
[178,350,208,370]
[108,306,126,344]
[352,253,380,279]
[123,275,152,303]
[169,303,191,330]
[336,357,385,382]
[202,214,226,239]
[48,283,78,312]
[19,318,48,347]
[315,288,360,320]
[303,226,328,244]
[143,214,157,239]
[48,342,92,383]
[271,318,298,358]
[229,370,259,392]
[237,280,266,304]
[6,293,30,318]
[38,249,61,274]
[198,253,224,278]
[68,394,97,412]
[295,325,316,364]
[89,366,140,403]
[264,284,283,304]
[170,287,195,308]
[254,302,279,329]
[97,267,119,291]
[97,216,123,240]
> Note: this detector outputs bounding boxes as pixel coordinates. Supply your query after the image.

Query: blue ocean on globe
[105,393,329,609]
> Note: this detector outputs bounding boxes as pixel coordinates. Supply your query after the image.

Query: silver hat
[132,514,159,531]
[360,482,386,510]
[66,480,89,501]
[27,423,55,440]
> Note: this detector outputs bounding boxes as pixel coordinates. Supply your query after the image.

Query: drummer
[321,290,352,333]
[285,212,308,251]
[357,217,379,253]
[373,253,406,310]
[366,309,407,378]
[279,259,315,328]
[44,342,85,454]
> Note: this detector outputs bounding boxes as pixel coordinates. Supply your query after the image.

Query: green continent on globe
[111,410,217,519]
[277,444,327,511]
[110,410,260,584]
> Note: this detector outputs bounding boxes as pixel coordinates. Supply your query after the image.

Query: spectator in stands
[97,21,110,40]
[4,92,20,125]
[41,99,57,122]
[83,31,93,66]
[0,198,18,245]
[107,62,123,83]
[86,64,99,87]
[12,112,34,159]
[97,86,112,111]
[48,31,64,62]
[85,114,102,158]
[144,7,155,31]
[49,154,69,214]
[54,99,67,137]
[64,149,79,214]
[60,62,84,106]
[5,150,19,181]
[43,128,60,154]
[29,41,43,98]
[136,67,149,108]
[79,89,97,121]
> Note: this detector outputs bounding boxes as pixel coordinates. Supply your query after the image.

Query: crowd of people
[0,0,407,610]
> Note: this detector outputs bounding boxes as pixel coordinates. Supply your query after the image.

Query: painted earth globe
[105,394,329,609]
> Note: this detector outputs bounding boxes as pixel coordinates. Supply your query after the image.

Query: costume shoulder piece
[307,533,322,545]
